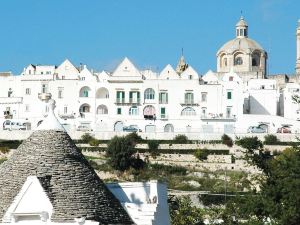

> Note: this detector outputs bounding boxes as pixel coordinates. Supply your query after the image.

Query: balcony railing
[115,98,125,104]
[160,114,168,120]
[129,98,141,104]
[159,100,168,104]
[180,99,199,106]
[115,98,141,105]
[201,114,236,121]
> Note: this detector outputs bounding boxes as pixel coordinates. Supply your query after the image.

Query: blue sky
[0,0,299,75]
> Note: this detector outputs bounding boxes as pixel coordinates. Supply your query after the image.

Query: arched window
[96,87,109,99]
[97,105,108,114]
[234,57,243,65]
[79,104,91,113]
[79,86,91,97]
[129,106,139,115]
[164,124,174,133]
[181,107,196,116]
[144,88,155,100]
[143,105,156,119]
[252,52,260,67]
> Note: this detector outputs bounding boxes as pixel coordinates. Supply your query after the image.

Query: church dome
[216,16,267,78]
[217,37,264,55]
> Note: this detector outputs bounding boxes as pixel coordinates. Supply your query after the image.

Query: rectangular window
[25,104,30,112]
[201,92,207,102]
[117,108,122,115]
[129,91,140,103]
[159,92,168,104]
[227,91,232,100]
[185,92,194,104]
[58,88,63,99]
[160,107,166,118]
[189,75,193,80]
[201,107,207,117]
[226,107,232,118]
[25,88,31,95]
[116,91,125,103]
[64,106,68,114]
[41,84,48,93]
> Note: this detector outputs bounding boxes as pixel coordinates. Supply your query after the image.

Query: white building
[1,17,300,136]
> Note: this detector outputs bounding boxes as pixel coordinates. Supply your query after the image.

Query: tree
[106,134,144,171]
[194,148,209,161]
[221,134,233,147]
[225,146,300,225]
[169,196,205,225]
[147,140,160,157]
[263,134,279,145]
[173,134,189,144]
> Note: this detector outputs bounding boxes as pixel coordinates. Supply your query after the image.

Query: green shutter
[129,92,133,99]
[227,92,232,99]
[161,107,165,114]
[117,91,120,98]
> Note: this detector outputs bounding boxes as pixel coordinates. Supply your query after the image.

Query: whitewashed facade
[1,17,300,135]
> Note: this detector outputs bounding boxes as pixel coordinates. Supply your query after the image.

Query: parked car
[3,120,27,131]
[277,126,292,133]
[247,125,267,133]
[123,125,141,132]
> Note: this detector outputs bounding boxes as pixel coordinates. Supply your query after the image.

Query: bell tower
[296,19,300,74]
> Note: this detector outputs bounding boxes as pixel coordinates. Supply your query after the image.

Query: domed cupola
[236,16,248,38]
[216,16,267,80]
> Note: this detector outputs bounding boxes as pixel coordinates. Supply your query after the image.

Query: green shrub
[0,158,7,164]
[81,133,93,143]
[147,140,160,157]
[89,138,101,146]
[235,136,263,152]
[125,132,143,146]
[221,134,233,147]
[0,140,22,149]
[194,148,209,161]
[173,134,189,144]
[106,135,144,171]
[150,163,187,175]
[264,134,279,145]
[0,147,10,154]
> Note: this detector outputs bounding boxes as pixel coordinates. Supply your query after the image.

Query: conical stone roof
[0,103,133,224]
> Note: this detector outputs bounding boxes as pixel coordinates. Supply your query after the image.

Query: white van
[3,120,27,131]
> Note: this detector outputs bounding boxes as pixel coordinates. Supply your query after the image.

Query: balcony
[38,93,52,101]
[0,97,23,104]
[180,100,199,106]
[201,113,236,121]
[129,98,141,104]
[160,114,168,120]
[115,98,141,105]
[115,98,125,104]
[159,100,168,104]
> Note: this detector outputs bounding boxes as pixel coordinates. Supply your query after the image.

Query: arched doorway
[164,124,174,133]
[143,105,156,119]
[114,121,124,132]
[97,105,108,114]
